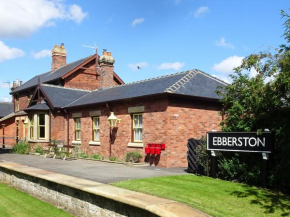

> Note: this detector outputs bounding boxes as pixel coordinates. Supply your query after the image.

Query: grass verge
[112,175,290,217]
[0,183,72,217]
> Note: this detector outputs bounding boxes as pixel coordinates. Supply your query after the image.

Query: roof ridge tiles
[165,70,198,93]
[41,84,91,92]
[92,70,190,92]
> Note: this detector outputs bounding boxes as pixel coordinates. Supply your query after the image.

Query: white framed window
[93,117,100,141]
[133,114,143,142]
[75,118,81,141]
[29,116,34,139]
[38,113,45,139]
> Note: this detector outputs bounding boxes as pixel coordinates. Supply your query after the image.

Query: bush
[79,152,88,158]
[125,151,142,163]
[109,156,117,161]
[195,138,211,176]
[34,145,44,155]
[11,142,30,154]
[92,154,102,160]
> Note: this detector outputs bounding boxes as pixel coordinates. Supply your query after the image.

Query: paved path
[0,152,187,184]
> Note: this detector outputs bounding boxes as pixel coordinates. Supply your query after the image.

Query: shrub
[34,145,44,155]
[109,156,117,161]
[195,138,211,176]
[125,151,142,163]
[79,152,88,158]
[11,142,30,154]
[92,154,102,160]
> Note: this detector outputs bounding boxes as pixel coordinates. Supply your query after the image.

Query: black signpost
[207,131,273,188]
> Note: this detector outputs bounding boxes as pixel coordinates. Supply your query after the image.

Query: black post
[109,127,112,158]
[211,151,217,178]
[262,153,269,188]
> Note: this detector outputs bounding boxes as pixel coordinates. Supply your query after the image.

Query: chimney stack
[51,43,67,72]
[98,50,115,89]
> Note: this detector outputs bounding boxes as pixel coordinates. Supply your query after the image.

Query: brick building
[0,43,226,167]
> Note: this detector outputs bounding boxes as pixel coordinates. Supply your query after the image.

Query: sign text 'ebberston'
[207,132,273,153]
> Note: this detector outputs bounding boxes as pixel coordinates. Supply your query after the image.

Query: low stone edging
[0,162,207,217]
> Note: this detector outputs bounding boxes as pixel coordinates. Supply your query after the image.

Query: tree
[216,10,290,192]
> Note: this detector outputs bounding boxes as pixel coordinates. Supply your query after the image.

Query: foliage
[194,138,211,176]
[216,9,290,192]
[125,151,142,163]
[78,152,88,158]
[109,156,117,161]
[113,175,290,217]
[92,154,103,160]
[11,141,30,154]
[34,145,44,155]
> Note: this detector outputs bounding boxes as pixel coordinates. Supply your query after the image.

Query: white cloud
[67,4,88,24]
[0,0,88,38]
[194,6,209,18]
[0,41,25,62]
[0,97,11,102]
[158,62,185,71]
[212,55,244,73]
[212,74,231,84]
[31,49,51,59]
[215,37,235,49]
[132,18,145,27]
[128,62,148,70]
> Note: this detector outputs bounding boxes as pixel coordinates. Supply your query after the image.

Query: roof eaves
[0,112,15,122]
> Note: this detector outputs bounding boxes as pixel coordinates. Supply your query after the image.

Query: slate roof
[41,84,90,108]
[0,102,14,117]
[24,103,50,111]
[11,55,93,94]
[65,70,227,108]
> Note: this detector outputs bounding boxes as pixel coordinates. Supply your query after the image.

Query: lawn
[112,175,290,217]
[0,183,72,217]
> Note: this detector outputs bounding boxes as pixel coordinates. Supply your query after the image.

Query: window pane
[39,114,45,125]
[39,126,45,138]
[76,131,81,140]
[94,130,99,141]
[139,115,142,127]
[135,130,139,141]
[139,129,142,141]
[134,115,138,127]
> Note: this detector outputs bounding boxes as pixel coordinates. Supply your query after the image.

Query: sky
[0,0,289,102]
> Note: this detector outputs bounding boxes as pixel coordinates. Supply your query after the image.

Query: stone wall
[0,168,158,217]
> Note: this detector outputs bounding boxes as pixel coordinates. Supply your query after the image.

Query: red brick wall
[66,96,222,168]
[0,117,16,146]
[67,98,168,163]
[13,92,31,111]
[165,97,222,167]
[64,62,100,90]
[50,112,67,144]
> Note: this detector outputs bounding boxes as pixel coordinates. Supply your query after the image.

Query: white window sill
[89,141,100,146]
[28,139,49,143]
[127,142,144,148]
[72,140,82,145]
